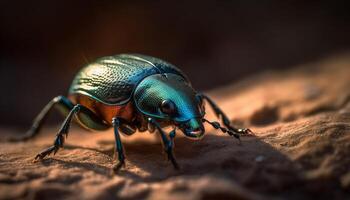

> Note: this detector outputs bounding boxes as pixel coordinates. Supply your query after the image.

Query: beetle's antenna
[203,118,241,142]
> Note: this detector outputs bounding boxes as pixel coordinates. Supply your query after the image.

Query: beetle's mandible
[14,54,252,172]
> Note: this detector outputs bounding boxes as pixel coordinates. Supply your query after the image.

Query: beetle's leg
[34,105,79,160]
[34,104,108,160]
[111,117,126,172]
[201,94,253,135]
[8,96,73,141]
[148,118,179,169]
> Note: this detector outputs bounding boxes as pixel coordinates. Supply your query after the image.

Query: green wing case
[69,54,188,105]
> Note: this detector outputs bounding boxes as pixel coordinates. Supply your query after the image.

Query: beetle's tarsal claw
[34,145,59,161]
[53,147,59,155]
[112,161,125,174]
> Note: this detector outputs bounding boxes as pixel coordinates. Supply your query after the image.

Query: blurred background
[0,0,349,128]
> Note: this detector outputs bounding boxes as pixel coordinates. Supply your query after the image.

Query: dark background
[1,1,350,127]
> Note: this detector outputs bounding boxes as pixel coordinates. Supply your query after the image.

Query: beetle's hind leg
[8,96,73,141]
[201,94,253,137]
[34,104,109,160]
[148,118,179,169]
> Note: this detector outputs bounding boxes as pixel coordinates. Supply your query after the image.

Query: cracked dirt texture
[1,54,350,200]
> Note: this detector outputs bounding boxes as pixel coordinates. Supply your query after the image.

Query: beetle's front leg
[148,118,179,169]
[201,94,253,135]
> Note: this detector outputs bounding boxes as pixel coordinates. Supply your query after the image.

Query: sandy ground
[1,54,350,200]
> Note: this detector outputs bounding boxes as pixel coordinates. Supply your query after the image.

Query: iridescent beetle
[18,54,252,172]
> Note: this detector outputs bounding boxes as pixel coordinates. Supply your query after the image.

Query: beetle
[16,54,252,172]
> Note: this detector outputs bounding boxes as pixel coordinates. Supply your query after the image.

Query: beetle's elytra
[16,54,252,172]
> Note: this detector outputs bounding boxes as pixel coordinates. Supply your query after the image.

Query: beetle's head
[134,73,205,139]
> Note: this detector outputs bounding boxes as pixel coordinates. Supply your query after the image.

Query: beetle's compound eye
[160,100,176,115]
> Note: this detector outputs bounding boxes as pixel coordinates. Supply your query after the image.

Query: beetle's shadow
[63,133,301,190]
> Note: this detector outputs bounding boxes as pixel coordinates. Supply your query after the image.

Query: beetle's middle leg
[148,118,179,169]
[111,117,126,173]
[201,94,253,136]
[34,104,109,160]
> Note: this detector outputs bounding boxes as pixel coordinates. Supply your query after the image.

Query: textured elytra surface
[69,54,187,105]
[1,54,350,200]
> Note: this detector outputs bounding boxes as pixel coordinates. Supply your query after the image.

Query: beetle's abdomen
[69,94,134,125]
[69,54,188,105]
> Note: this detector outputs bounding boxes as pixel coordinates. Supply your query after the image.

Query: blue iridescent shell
[69,54,188,105]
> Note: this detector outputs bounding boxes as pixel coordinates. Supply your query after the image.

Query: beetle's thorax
[133,73,206,139]
[133,73,202,121]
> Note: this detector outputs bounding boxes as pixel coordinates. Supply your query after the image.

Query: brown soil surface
[1,54,350,200]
